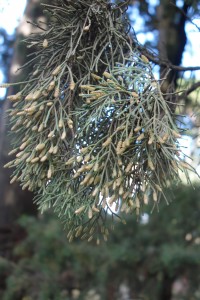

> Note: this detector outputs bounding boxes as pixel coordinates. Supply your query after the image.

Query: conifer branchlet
[2,0,197,242]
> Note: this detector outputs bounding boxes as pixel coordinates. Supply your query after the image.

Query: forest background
[0,0,200,299]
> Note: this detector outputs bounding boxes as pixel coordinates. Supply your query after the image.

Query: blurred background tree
[0,0,45,293]
[0,0,200,299]
[1,185,200,300]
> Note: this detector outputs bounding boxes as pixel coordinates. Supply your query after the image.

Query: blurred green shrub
[1,185,200,300]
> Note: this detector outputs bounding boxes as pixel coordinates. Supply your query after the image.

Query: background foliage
[1,185,200,300]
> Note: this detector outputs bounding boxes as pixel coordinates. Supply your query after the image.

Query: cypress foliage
[2,0,196,241]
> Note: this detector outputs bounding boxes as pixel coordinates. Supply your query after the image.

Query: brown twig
[178,81,200,99]
[170,1,200,32]
[138,45,200,71]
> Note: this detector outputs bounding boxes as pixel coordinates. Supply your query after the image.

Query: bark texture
[0,0,44,253]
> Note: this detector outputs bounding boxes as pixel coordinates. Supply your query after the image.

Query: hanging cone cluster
[3,0,195,242]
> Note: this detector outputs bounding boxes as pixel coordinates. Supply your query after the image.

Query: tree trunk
[156,2,191,299]
[157,0,189,92]
[159,272,174,300]
[0,0,45,256]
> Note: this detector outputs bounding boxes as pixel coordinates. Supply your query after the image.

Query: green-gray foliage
[2,0,196,239]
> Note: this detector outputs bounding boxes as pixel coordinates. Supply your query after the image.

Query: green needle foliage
[2,0,196,241]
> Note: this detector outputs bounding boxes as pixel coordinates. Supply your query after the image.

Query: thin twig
[178,81,200,99]
[138,45,200,71]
